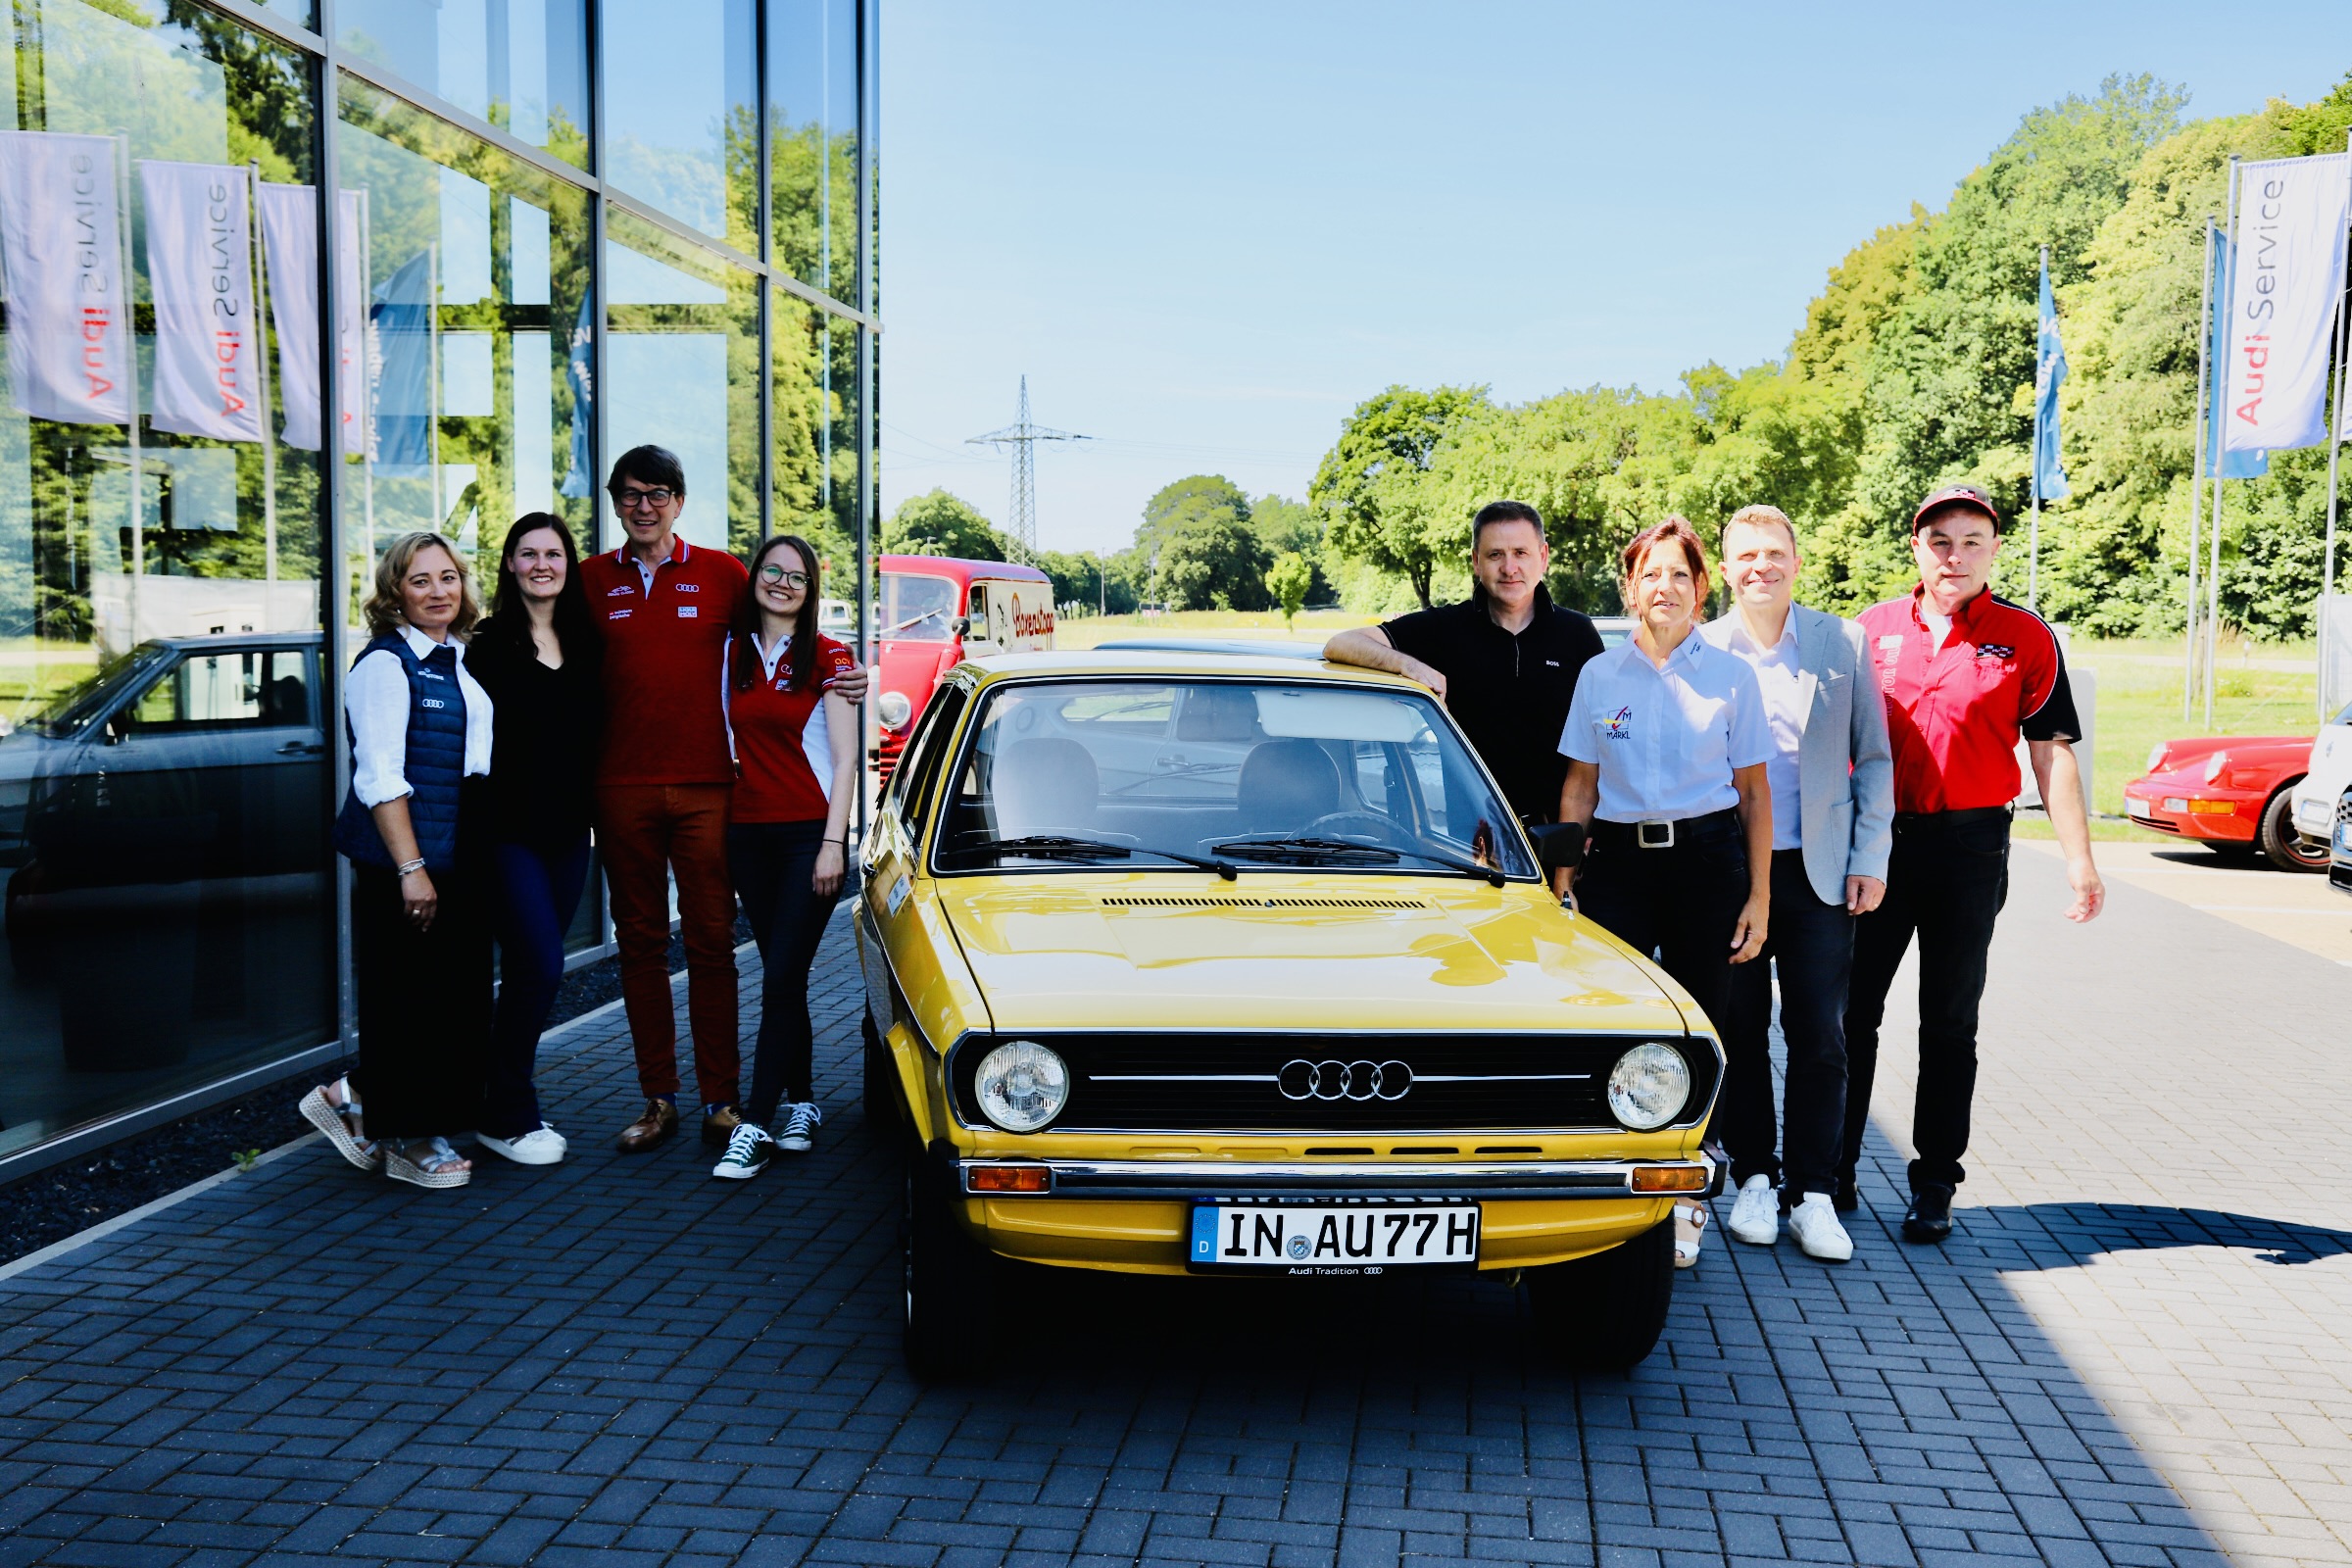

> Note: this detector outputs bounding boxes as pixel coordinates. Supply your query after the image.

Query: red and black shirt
[1857,587,2080,814]
[579,537,750,787]
[725,632,858,823]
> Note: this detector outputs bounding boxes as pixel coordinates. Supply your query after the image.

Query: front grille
[1101,895,1430,911]
[951,1032,1715,1134]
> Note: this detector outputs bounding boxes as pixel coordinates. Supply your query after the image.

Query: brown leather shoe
[702,1104,742,1147]
[616,1099,679,1152]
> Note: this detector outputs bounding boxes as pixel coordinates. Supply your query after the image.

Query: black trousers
[350,853,491,1141]
[1719,849,1852,1198]
[728,820,844,1127]
[1574,819,1749,1044]
[1840,809,2010,1192]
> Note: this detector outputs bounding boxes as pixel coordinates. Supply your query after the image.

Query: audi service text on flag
[2224,152,2352,454]
[257,184,368,454]
[0,130,131,426]
[139,161,263,443]
[2208,230,2270,477]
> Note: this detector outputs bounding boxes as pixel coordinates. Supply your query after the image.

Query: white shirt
[347,622,494,808]
[1558,632,1772,823]
[1720,613,1805,851]
[718,632,838,804]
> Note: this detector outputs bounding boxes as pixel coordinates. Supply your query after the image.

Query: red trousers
[597,783,740,1106]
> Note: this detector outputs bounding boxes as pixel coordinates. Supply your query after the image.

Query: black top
[1382,584,1606,822]
[466,625,603,852]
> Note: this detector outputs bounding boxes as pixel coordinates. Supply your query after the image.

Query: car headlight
[973,1040,1069,1133]
[2203,751,2230,785]
[876,690,912,730]
[1606,1043,1691,1132]
[2146,743,2169,773]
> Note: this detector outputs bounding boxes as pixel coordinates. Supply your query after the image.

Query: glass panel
[602,0,755,249]
[769,289,860,581]
[334,0,590,170]
[767,0,858,303]
[605,206,760,557]
[0,0,329,1158]
[335,73,596,597]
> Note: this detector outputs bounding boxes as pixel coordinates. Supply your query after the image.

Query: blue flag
[2207,230,2271,479]
[559,292,594,499]
[369,250,434,466]
[2034,256,2071,503]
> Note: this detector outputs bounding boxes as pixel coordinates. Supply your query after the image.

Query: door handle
[278,741,325,756]
[1156,753,1185,767]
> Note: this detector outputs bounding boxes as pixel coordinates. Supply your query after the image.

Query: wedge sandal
[299,1078,381,1170]
[385,1137,471,1190]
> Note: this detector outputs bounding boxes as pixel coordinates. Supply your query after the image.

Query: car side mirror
[951,615,971,637]
[1527,822,1585,874]
[104,710,133,745]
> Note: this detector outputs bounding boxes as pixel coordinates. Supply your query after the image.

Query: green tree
[1139,474,1253,554]
[883,489,1006,561]
[1153,516,1273,611]
[1266,552,1313,627]
[1311,385,1491,609]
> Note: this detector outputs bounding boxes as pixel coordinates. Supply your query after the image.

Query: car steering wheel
[1301,811,1407,848]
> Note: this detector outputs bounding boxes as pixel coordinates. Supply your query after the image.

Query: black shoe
[1901,1183,1954,1244]
[1833,1173,1859,1213]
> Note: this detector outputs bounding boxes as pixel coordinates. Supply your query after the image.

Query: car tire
[903,1156,996,1382]
[2257,785,2328,873]
[862,1010,903,1148]
[1522,1218,1674,1371]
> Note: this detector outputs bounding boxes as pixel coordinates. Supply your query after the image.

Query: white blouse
[347,622,494,808]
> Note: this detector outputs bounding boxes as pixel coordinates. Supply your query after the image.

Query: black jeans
[728,820,844,1128]
[1574,819,1749,1043]
[1719,849,1852,1198]
[350,854,491,1142]
[1840,809,2010,1193]
[483,835,592,1139]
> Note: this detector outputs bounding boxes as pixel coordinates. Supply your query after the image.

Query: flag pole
[2321,128,2352,720]
[2210,157,2241,729]
[115,132,142,648]
[249,161,278,590]
[2186,219,2214,722]
[2031,243,2045,612]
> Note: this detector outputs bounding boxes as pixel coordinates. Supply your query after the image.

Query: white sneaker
[1788,1193,1854,1262]
[477,1125,566,1166]
[1727,1173,1779,1245]
[775,1102,822,1153]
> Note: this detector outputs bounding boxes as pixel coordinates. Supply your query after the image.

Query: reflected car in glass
[858,651,1721,1380]
[2330,785,2352,896]
[2124,733,2325,871]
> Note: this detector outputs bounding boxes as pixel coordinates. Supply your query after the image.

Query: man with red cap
[1840,483,2104,1244]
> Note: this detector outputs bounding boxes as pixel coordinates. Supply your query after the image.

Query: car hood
[934,874,1694,1036]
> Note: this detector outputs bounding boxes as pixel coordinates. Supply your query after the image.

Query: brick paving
[2,850,2350,1566]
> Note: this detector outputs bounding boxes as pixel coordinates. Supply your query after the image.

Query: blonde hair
[363,532,481,639]
[1721,503,1797,554]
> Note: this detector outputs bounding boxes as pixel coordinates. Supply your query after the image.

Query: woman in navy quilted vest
[299,532,495,1190]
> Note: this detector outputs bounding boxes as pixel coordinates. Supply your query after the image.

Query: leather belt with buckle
[1636,820,1675,849]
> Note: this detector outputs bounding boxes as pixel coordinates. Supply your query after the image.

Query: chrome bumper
[956,1156,1707,1201]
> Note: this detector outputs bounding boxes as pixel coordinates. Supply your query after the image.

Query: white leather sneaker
[1727,1173,1779,1245]
[477,1125,566,1166]
[1788,1192,1854,1262]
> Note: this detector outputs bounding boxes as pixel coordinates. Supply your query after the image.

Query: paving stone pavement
[1,849,2349,1567]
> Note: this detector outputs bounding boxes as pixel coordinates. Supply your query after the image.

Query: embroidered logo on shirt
[677,606,699,618]
[606,584,634,596]
[675,582,701,593]
[608,607,633,620]
[1975,643,2015,659]
[1602,705,1633,741]
[1544,660,1559,667]
[420,698,446,710]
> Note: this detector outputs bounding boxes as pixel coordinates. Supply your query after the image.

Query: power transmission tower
[967,376,1088,561]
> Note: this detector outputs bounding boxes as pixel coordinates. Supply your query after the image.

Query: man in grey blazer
[1699,505,1895,1261]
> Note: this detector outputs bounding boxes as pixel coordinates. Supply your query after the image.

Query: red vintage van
[871,554,1055,778]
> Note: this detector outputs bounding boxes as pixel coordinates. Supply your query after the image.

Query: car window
[882,573,957,642]
[893,681,969,834]
[965,584,989,633]
[123,650,313,734]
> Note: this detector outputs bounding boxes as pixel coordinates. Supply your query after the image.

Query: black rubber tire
[903,1157,995,1381]
[1523,1218,1675,1371]
[2257,785,2328,873]
[862,1011,904,1147]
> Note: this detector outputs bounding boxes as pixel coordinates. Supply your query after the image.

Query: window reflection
[335,0,590,169]
[602,0,756,249]
[768,0,858,304]
[769,293,861,581]
[606,208,760,556]
[0,0,330,1156]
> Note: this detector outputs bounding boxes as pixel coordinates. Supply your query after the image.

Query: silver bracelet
[395,858,426,876]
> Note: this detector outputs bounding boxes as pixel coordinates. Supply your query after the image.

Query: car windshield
[932,677,1536,878]
[16,645,170,737]
[883,573,958,641]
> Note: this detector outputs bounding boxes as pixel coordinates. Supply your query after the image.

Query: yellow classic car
[857,650,1721,1379]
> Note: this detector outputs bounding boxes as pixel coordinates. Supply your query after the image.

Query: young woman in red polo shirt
[710,533,860,1179]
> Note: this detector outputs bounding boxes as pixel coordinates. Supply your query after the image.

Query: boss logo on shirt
[677,606,699,618]
[1602,705,1633,741]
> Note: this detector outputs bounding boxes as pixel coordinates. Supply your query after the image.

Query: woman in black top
[466,513,603,1166]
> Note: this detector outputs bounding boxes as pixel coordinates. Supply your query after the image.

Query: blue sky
[879,1,2349,557]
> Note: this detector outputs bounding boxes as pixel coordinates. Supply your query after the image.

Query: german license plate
[1189,1203,1479,1272]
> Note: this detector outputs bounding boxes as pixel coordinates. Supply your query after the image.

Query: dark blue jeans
[728,820,844,1127]
[1719,850,1853,1198]
[484,836,591,1139]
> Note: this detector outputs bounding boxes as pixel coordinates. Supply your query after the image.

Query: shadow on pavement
[1957,1200,2352,1268]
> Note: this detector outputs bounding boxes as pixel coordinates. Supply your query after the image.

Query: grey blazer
[1701,604,1894,907]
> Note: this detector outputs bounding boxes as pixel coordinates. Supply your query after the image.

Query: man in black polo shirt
[1322,501,1605,821]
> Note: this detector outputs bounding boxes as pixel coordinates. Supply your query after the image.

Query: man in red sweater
[583,445,865,1152]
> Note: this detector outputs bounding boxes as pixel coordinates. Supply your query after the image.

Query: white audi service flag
[140,161,264,443]
[2224,151,2352,454]
[0,130,131,426]
[257,183,368,453]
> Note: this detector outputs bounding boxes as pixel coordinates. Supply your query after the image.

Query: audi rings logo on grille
[1277,1058,1413,1102]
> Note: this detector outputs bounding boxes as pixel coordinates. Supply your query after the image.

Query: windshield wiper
[958,834,1239,880]
[1212,835,1506,887]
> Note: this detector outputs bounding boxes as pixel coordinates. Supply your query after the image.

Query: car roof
[144,630,322,652]
[1093,637,1327,661]
[960,648,1427,688]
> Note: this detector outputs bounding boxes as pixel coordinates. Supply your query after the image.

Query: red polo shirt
[580,538,749,787]
[1858,587,2081,813]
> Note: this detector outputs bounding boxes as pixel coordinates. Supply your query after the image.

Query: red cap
[1911,483,2001,533]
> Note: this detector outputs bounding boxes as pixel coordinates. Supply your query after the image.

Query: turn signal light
[1631,1165,1708,1193]
[2186,800,2236,815]
[967,1164,1051,1193]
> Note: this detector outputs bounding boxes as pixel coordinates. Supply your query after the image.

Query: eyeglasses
[613,486,675,510]
[759,564,811,589]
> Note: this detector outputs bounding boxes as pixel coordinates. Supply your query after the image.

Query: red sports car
[2123,735,2327,871]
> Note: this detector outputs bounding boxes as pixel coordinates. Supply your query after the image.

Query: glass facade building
[0,0,878,1171]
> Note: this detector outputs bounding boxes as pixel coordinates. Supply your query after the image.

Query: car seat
[993,737,1100,837]
[1235,739,1340,833]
